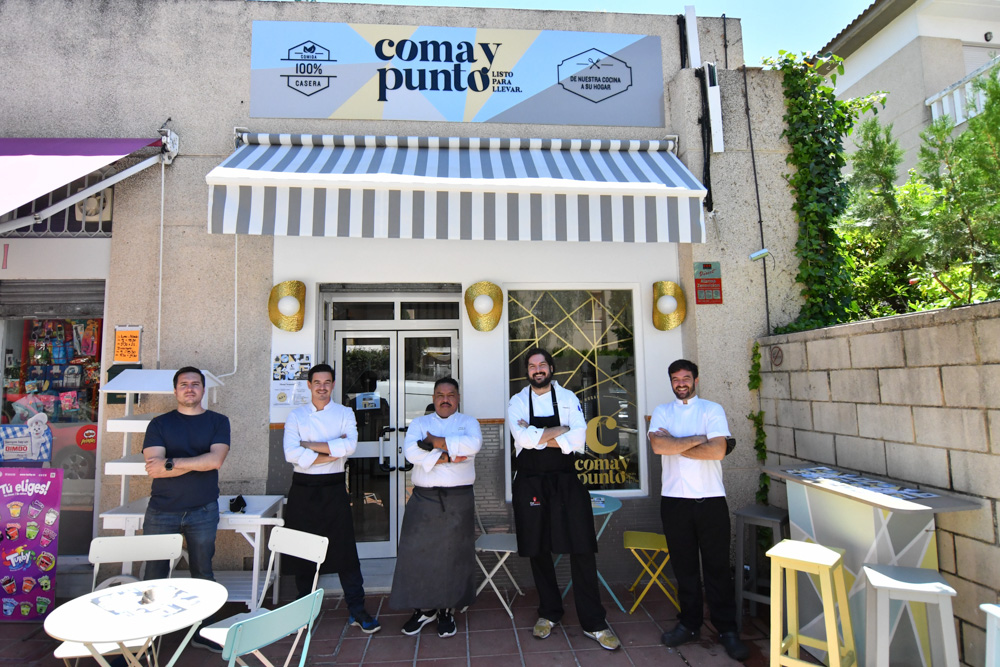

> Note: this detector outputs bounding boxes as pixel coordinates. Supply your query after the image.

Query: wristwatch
[164,458,174,471]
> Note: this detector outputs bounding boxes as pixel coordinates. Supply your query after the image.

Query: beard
[528,372,552,389]
[672,386,693,400]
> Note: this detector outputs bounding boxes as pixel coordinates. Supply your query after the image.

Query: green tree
[840,66,1000,312]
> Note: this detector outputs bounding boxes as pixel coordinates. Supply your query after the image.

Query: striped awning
[206,134,706,243]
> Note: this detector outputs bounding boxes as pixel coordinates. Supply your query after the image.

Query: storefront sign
[694,262,723,304]
[0,468,62,622]
[251,21,664,127]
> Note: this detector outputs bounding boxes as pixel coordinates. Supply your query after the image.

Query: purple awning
[0,137,162,217]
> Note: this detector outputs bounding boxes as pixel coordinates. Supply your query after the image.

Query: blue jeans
[143,501,220,581]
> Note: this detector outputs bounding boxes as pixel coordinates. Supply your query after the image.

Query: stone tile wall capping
[756,302,1000,651]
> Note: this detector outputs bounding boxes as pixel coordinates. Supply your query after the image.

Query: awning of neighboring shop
[206,134,707,243]
[0,134,178,235]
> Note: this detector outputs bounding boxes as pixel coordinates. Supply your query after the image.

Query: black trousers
[295,567,366,616]
[530,551,607,632]
[660,495,738,634]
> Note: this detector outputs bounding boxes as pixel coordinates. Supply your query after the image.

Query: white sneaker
[533,617,556,639]
[583,628,621,651]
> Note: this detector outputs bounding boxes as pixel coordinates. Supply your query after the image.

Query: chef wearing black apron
[508,348,618,649]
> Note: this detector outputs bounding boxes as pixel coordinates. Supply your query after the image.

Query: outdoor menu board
[0,468,62,622]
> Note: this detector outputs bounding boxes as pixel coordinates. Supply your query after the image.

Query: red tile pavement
[4,586,793,666]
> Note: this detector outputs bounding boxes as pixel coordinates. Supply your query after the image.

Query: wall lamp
[653,281,686,331]
[269,280,305,331]
[750,248,770,261]
[464,281,503,332]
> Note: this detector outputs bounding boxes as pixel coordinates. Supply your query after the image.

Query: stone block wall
[756,301,1000,667]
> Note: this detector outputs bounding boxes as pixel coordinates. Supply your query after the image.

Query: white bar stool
[982,603,1000,667]
[863,564,958,667]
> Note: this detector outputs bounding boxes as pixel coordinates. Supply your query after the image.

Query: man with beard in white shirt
[649,359,749,662]
[508,348,620,651]
[390,377,482,638]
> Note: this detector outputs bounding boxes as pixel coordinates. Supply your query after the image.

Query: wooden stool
[767,539,856,667]
[623,531,680,613]
[863,564,958,667]
[735,503,789,629]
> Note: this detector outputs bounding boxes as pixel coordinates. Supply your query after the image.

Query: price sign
[113,326,142,364]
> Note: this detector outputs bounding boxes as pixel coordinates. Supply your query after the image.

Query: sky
[281,0,876,65]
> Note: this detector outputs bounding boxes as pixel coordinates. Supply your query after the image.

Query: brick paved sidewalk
[2,586,780,666]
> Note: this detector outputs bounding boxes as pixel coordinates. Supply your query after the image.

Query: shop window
[507,289,642,494]
[2,317,102,555]
[330,302,394,321]
[401,302,460,320]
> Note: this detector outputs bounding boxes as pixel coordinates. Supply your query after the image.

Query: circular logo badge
[76,426,97,451]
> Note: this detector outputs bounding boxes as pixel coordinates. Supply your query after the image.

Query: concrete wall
[757,302,1000,666]
[1,0,800,587]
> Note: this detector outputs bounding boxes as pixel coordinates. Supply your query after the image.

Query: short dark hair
[524,347,555,372]
[668,359,699,379]
[173,366,205,387]
[433,377,459,392]
[308,363,335,382]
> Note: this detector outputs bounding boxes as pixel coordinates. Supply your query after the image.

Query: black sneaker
[661,622,698,647]
[349,610,382,634]
[190,634,223,653]
[401,608,437,635]
[437,609,457,638]
[719,631,750,661]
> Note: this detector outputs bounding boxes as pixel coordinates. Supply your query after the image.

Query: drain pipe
[217,235,239,382]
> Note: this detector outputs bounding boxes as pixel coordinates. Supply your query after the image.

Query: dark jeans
[296,567,367,616]
[660,495,737,634]
[143,500,220,581]
[530,552,607,632]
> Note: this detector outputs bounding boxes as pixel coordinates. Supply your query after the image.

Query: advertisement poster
[1,468,62,622]
[271,353,310,407]
[0,415,53,463]
[250,21,664,127]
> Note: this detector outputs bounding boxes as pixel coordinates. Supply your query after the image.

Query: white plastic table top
[44,578,227,658]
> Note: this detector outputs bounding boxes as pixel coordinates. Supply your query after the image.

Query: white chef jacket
[283,400,358,474]
[507,381,586,457]
[403,411,482,488]
[648,395,730,498]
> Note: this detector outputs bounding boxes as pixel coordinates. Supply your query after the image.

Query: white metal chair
[53,533,184,666]
[474,505,523,618]
[982,603,1000,667]
[221,588,324,667]
[200,527,328,667]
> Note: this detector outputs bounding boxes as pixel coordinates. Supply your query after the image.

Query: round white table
[44,578,228,667]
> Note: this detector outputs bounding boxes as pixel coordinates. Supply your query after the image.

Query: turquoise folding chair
[221,589,324,667]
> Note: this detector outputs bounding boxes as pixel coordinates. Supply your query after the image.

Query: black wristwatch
[164,458,174,471]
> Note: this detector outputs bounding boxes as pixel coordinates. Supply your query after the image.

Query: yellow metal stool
[767,539,856,667]
[623,531,680,614]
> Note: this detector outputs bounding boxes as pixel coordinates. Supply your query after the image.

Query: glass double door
[333,330,458,558]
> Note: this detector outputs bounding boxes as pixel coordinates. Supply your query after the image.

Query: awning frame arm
[0,130,179,236]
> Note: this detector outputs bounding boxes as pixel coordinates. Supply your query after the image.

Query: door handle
[396,426,413,470]
[378,432,395,472]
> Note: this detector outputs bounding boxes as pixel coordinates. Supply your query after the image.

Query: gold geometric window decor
[508,289,641,492]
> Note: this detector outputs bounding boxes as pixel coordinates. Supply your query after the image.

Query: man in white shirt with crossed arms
[649,359,749,662]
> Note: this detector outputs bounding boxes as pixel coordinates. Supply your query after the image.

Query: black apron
[389,485,476,610]
[512,389,598,557]
[283,472,361,575]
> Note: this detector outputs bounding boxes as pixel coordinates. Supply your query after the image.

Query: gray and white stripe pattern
[206,134,706,243]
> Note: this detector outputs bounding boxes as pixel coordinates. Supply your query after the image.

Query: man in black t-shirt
[142,367,230,583]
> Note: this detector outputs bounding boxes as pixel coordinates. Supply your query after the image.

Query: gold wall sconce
[464,281,503,332]
[269,280,306,332]
[652,281,686,331]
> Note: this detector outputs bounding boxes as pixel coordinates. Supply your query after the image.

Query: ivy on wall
[763,51,885,333]
[747,342,769,503]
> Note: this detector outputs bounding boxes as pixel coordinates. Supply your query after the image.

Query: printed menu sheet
[91,584,201,619]
[786,466,939,500]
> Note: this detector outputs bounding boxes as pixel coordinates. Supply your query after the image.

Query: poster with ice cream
[0,468,62,623]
